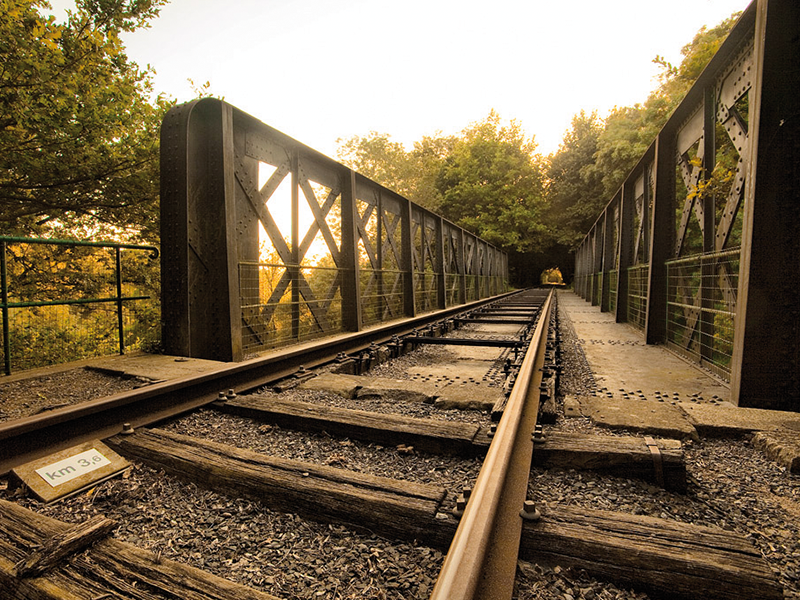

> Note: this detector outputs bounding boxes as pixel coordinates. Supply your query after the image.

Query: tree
[336,130,453,212]
[336,131,410,192]
[435,111,547,252]
[545,110,605,248]
[0,0,169,241]
[592,12,741,198]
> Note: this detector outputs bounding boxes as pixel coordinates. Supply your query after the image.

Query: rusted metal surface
[573,0,799,411]
[430,289,553,600]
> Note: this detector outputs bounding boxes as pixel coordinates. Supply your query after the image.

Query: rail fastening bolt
[520,500,541,521]
[121,423,135,435]
[453,495,467,518]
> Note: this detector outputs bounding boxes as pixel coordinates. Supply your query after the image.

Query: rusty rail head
[430,289,553,600]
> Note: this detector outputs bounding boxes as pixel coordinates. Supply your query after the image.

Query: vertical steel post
[291,150,300,341]
[401,198,416,317]
[616,181,634,323]
[458,227,467,304]
[731,0,800,410]
[377,191,384,321]
[115,247,125,355]
[646,132,676,344]
[591,225,603,306]
[1,241,10,375]
[435,216,446,309]
[341,170,362,331]
[601,202,616,312]
[160,98,241,362]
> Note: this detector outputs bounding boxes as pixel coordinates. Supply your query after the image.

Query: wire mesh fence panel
[445,274,461,307]
[608,270,618,314]
[240,262,345,352]
[0,239,159,374]
[666,249,739,380]
[412,271,437,315]
[627,265,649,331]
[360,269,405,327]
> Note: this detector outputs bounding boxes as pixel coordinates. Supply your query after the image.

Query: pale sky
[52,0,749,157]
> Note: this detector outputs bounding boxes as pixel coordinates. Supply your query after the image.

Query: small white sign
[35,448,112,488]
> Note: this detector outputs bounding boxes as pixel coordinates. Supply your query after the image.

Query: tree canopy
[591,13,741,199]
[0,0,169,240]
[544,110,605,248]
[339,112,547,253]
[435,111,547,252]
[336,10,741,282]
[337,130,454,213]
[1,0,741,282]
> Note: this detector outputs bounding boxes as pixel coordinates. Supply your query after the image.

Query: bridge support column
[160,99,243,362]
[731,0,800,410]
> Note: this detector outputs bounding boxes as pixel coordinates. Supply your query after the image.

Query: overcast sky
[53,0,748,157]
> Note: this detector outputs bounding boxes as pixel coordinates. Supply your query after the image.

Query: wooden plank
[10,440,129,503]
[532,432,687,492]
[14,515,116,577]
[0,499,280,600]
[218,395,482,456]
[520,505,782,600]
[106,428,448,545]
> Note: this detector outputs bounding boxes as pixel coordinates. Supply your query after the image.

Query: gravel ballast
[1,297,798,599]
[0,367,146,422]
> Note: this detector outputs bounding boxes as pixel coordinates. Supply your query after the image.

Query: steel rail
[430,288,554,600]
[0,290,522,475]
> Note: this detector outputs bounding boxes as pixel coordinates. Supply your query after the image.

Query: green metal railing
[0,236,159,375]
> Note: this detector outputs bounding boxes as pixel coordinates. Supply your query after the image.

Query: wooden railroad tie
[520,505,783,600]
[216,396,686,490]
[101,428,779,600]
[531,431,687,492]
[216,395,483,456]
[105,428,454,548]
[0,499,279,600]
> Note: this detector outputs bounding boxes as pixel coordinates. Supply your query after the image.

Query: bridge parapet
[160,99,508,362]
[573,0,799,410]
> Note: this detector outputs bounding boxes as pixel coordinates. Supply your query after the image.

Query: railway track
[0,288,789,600]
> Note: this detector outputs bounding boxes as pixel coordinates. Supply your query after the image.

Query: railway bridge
[1,1,799,599]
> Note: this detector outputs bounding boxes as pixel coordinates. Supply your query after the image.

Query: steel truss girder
[572,0,800,411]
[161,100,508,362]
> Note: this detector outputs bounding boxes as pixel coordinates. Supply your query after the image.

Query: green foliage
[545,111,605,248]
[1,239,160,371]
[0,0,170,241]
[435,111,546,252]
[593,12,741,198]
[337,131,453,212]
[542,10,742,263]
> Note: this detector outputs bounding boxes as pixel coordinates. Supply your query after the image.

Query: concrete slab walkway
[559,291,800,449]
